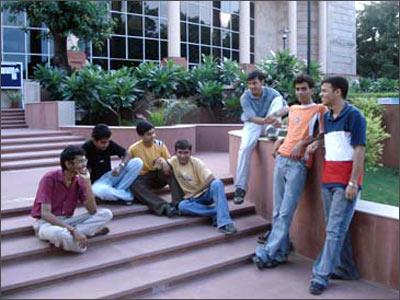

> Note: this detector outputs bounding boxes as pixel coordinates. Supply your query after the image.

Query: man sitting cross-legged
[82,124,143,206]
[31,145,113,253]
[167,139,237,235]
[129,120,182,217]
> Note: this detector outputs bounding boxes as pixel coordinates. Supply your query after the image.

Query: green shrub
[33,65,67,100]
[146,99,196,126]
[350,77,400,93]
[348,96,391,171]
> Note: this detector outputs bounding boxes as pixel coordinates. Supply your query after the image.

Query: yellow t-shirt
[168,156,213,198]
[128,139,171,175]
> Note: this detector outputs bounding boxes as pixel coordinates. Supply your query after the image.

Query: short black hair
[60,145,85,170]
[321,76,349,99]
[293,74,314,89]
[92,123,111,141]
[175,139,192,152]
[247,70,266,82]
[136,120,154,136]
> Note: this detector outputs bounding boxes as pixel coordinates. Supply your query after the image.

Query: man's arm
[184,174,215,199]
[79,170,97,214]
[345,145,365,200]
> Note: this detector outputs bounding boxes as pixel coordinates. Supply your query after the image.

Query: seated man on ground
[252,74,327,269]
[31,145,113,253]
[234,70,288,205]
[168,139,237,235]
[129,120,182,217]
[82,124,143,205]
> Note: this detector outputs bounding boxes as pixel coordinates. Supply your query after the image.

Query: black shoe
[251,255,281,269]
[257,230,271,244]
[309,282,325,295]
[233,188,246,205]
[164,204,178,218]
[211,216,217,227]
[219,223,237,235]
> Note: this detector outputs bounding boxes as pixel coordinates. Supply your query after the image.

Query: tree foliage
[356,1,399,79]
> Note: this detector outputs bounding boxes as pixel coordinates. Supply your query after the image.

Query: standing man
[82,124,143,205]
[252,74,327,268]
[307,76,365,295]
[234,70,288,205]
[31,145,113,253]
[129,120,181,217]
[168,139,237,235]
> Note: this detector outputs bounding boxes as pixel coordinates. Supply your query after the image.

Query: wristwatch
[348,181,358,188]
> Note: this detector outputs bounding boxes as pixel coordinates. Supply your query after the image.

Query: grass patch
[361,167,399,207]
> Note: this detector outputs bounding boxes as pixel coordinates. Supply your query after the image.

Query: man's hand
[154,157,171,176]
[289,141,305,160]
[184,193,194,200]
[111,165,122,177]
[264,115,277,125]
[305,141,319,156]
[72,229,88,248]
[345,183,358,201]
[78,168,91,182]
[272,138,284,158]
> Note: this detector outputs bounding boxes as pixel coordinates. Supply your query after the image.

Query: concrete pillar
[319,1,328,73]
[239,1,251,64]
[288,1,297,56]
[168,1,181,57]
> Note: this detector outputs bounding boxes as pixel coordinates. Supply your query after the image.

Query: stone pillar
[239,1,251,64]
[168,1,181,58]
[319,1,328,73]
[288,1,297,56]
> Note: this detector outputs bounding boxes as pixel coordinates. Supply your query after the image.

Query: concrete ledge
[25,101,75,130]
[229,130,399,289]
[378,98,399,105]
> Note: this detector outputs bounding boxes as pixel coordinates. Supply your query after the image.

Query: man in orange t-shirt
[253,74,327,269]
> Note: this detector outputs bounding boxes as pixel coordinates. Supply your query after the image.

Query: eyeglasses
[73,158,88,164]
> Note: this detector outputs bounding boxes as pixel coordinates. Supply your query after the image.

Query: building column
[168,1,181,57]
[288,1,297,56]
[319,1,328,73]
[239,1,250,64]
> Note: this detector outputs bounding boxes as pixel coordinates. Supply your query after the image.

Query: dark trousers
[131,170,184,215]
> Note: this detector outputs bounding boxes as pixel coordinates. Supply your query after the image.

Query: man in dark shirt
[82,124,143,205]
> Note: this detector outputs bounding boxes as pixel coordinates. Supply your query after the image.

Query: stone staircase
[1,109,28,129]
[1,129,86,171]
[0,177,271,299]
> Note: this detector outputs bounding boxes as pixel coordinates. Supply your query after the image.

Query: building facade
[1,1,356,78]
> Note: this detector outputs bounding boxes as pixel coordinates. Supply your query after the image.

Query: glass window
[27,29,48,55]
[111,1,122,12]
[181,22,187,42]
[251,54,255,64]
[187,3,199,23]
[161,41,167,59]
[232,50,239,62]
[251,19,255,36]
[213,1,221,9]
[201,26,211,45]
[200,6,211,26]
[180,1,187,21]
[110,59,128,70]
[251,37,255,53]
[110,36,126,58]
[231,14,239,32]
[145,39,159,60]
[181,43,187,58]
[212,47,221,59]
[223,48,231,60]
[160,18,168,40]
[2,9,24,26]
[213,9,220,28]
[159,1,168,18]
[144,1,159,16]
[232,32,239,50]
[221,30,230,48]
[145,17,159,38]
[230,1,239,14]
[188,23,199,43]
[28,55,48,78]
[250,1,255,18]
[128,38,143,59]
[201,46,211,57]
[3,28,25,53]
[212,28,221,46]
[49,38,55,56]
[189,44,199,63]
[128,15,142,37]
[92,58,108,70]
[128,1,142,14]
[220,1,230,12]
[112,12,126,36]
[92,39,108,57]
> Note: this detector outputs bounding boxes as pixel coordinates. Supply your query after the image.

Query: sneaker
[219,223,237,235]
[309,282,325,295]
[90,226,110,238]
[233,188,246,205]
[252,255,280,269]
[164,204,178,218]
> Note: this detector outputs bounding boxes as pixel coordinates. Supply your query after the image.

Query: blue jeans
[178,179,233,228]
[255,155,308,263]
[311,187,360,287]
[92,158,143,202]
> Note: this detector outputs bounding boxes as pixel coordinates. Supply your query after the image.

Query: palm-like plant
[34,65,67,100]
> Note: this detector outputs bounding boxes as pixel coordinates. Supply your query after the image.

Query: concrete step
[0,184,236,236]
[1,214,268,295]
[1,135,85,146]
[3,233,264,299]
[0,124,28,129]
[1,201,255,261]
[1,109,24,113]
[1,141,84,154]
[1,116,25,121]
[1,130,72,140]
[1,120,27,125]
[1,150,64,162]
[1,157,65,171]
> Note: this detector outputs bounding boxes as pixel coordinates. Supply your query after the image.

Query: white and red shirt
[322,102,367,188]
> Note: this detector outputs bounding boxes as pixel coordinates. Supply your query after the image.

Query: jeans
[178,179,233,228]
[255,155,308,263]
[92,158,143,202]
[311,187,360,287]
[33,208,113,253]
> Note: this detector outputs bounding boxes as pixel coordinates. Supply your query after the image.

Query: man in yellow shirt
[168,140,237,235]
[127,121,182,217]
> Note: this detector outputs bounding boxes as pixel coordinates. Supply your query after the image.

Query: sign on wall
[1,62,23,89]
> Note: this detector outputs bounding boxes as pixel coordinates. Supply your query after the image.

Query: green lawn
[361,167,399,207]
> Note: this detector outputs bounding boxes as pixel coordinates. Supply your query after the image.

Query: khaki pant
[33,208,113,253]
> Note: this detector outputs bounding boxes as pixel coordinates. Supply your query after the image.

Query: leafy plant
[190,54,220,85]
[218,57,240,85]
[147,107,166,126]
[146,99,197,126]
[6,90,22,108]
[33,65,66,100]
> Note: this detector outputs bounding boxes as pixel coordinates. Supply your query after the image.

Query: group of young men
[31,70,366,296]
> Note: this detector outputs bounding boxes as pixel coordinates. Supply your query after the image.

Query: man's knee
[96,208,113,222]
[210,179,224,191]
[178,200,191,212]
[127,157,143,170]
[92,183,108,199]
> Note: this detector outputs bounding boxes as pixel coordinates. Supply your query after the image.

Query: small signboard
[67,51,87,70]
[1,62,23,89]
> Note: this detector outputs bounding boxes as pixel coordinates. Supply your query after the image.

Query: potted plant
[6,90,22,108]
